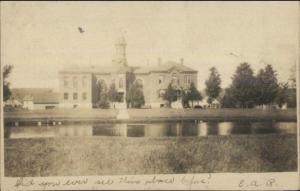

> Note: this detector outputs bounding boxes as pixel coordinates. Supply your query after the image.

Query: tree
[163,83,178,107]
[230,63,256,108]
[255,65,278,106]
[3,65,13,101]
[205,67,221,105]
[188,82,202,107]
[287,88,296,108]
[96,80,110,108]
[181,89,190,108]
[275,83,289,108]
[220,88,236,108]
[126,81,145,108]
[108,83,122,106]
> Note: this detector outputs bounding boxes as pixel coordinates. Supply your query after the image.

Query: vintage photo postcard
[1,1,299,190]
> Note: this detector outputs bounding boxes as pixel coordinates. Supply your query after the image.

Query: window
[82,76,87,88]
[119,78,123,89]
[184,75,188,84]
[73,77,78,88]
[184,75,191,84]
[64,93,68,100]
[64,77,69,88]
[187,76,191,84]
[82,92,87,100]
[73,93,78,100]
[172,76,178,85]
[158,90,165,98]
[158,76,163,84]
[136,79,143,87]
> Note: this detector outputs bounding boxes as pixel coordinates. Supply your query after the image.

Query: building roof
[134,61,197,74]
[11,88,59,104]
[33,92,60,104]
[59,61,196,75]
[59,64,133,74]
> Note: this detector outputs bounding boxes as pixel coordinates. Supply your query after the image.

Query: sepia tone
[1,1,299,190]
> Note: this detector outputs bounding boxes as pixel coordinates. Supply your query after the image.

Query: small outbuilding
[11,88,59,110]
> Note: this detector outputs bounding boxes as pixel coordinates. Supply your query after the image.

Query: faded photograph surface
[2,2,298,178]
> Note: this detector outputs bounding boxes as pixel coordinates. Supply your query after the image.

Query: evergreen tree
[108,83,121,103]
[188,82,202,107]
[205,67,221,104]
[230,62,256,108]
[181,90,190,108]
[126,81,145,108]
[255,65,278,105]
[287,88,296,108]
[275,83,289,108]
[163,83,178,107]
[220,88,236,108]
[96,80,110,108]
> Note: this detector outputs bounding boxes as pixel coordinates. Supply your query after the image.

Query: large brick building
[58,37,198,108]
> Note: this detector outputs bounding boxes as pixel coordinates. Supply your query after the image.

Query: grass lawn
[4,134,297,177]
[4,108,297,124]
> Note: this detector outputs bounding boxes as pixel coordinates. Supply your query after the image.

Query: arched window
[184,75,188,84]
[158,76,163,84]
[187,76,191,84]
[158,89,166,98]
[96,79,107,92]
[136,79,143,87]
[172,76,178,85]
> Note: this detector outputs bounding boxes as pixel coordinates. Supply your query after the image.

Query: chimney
[180,58,184,65]
[158,57,162,66]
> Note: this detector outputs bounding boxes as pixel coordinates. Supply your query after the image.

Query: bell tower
[113,36,127,66]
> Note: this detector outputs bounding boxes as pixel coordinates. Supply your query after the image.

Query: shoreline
[4,108,297,126]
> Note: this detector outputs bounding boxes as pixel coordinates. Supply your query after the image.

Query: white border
[1,2,300,190]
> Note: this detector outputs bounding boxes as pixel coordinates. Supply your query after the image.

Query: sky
[1,1,299,90]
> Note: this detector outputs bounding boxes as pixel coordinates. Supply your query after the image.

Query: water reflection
[4,121,297,139]
[218,122,233,135]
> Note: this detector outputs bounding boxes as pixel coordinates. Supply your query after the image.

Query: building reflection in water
[93,124,126,137]
[218,122,233,135]
[4,121,297,139]
[58,126,93,137]
[198,122,208,136]
[197,122,232,136]
[8,126,56,139]
[144,123,169,137]
[275,122,297,134]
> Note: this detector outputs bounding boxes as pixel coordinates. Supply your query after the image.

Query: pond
[4,121,297,139]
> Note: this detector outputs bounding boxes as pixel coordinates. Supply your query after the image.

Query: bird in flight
[78,27,85,33]
[229,52,238,57]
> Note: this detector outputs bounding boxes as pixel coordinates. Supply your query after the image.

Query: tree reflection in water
[4,121,297,139]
